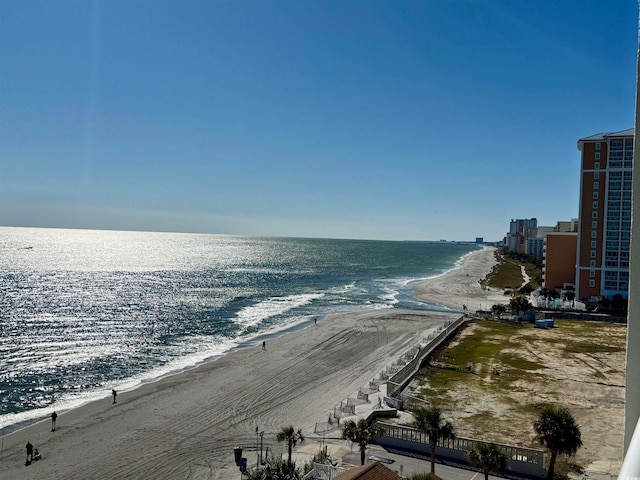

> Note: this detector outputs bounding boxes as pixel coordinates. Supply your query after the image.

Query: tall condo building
[506,218,537,254]
[576,128,634,302]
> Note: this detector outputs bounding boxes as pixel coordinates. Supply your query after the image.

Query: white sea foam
[234,293,325,330]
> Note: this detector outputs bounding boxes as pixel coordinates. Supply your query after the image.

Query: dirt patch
[404,318,626,475]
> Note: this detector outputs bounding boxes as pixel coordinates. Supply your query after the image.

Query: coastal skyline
[1,1,637,242]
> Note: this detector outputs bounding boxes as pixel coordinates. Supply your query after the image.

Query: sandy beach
[413,246,504,311]
[0,246,496,480]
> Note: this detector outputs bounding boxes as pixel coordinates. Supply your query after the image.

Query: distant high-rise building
[527,226,555,259]
[555,219,578,233]
[506,218,537,254]
[576,129,633,302]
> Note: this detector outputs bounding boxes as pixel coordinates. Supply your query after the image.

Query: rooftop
[577,128,633,150]
[332,461,402,480]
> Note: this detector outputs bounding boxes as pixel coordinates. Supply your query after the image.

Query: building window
[589,279,595,287]
[592,221,597,228]
[593,192,599,199]
[593,182,599,189]
[596,142,601,150]
[591,231,597,238]
[590,270,596,277]
[592,211,598,219]
[590,250,596,258]
[594,172,600,179]
[595,162,600,169]
[595,152,601,160]
[590,260,596,267]
[593,201,598,209]
[591,240,597,248]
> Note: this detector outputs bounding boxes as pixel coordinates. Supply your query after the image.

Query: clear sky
[1,1,637,242]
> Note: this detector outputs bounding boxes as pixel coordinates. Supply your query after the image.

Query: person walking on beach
[262,341,266,350]
[25,442,33,465]
[51,411,57,431]
[112,389,117,404]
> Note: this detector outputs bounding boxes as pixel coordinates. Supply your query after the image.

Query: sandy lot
[405,318,626,476]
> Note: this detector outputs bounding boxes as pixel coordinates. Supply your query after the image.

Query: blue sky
[1,1,637,241]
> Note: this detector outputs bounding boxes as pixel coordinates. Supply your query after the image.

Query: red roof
[332,462,401,480]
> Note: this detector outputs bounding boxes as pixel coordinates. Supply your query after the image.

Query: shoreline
[413,245,504,311]
[0,244,481,435]
[0,247,497,479]
[0,313,319,436]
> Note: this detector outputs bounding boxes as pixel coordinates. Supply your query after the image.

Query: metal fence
[377,422,546,478]
[379,422,543,466]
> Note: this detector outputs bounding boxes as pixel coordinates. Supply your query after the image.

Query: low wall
[377,422,546,479]
[539,310,627,324]
[385,315,468,404]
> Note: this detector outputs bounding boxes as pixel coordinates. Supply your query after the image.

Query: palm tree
[413,405,455,474]
[277,426,304,466]
[468,442,507,480]
[341,418,385,465]
[533,405,582,480]
[491,303,507,318]
[509,295,532,316]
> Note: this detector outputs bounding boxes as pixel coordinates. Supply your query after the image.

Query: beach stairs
[305,320,461,477]
[330,323,452,427]
[315,329,419,429]
[323,382,389,431]
[304,351,411,477]
[331,344,422,426]
[302,462,348,480]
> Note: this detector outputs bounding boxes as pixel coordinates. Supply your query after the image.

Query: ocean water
[0,227,479,433]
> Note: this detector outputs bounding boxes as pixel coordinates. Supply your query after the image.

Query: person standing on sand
[51,411,57,431]
[112,389,117,404]
[25,442,33,465]
[262,341,265,350]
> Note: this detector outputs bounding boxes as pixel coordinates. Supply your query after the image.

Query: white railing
[302,462,347,480]
[379,422,544,467]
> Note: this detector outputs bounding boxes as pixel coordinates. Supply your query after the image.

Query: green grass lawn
[484,251,542,291]
[414,319,624,404]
